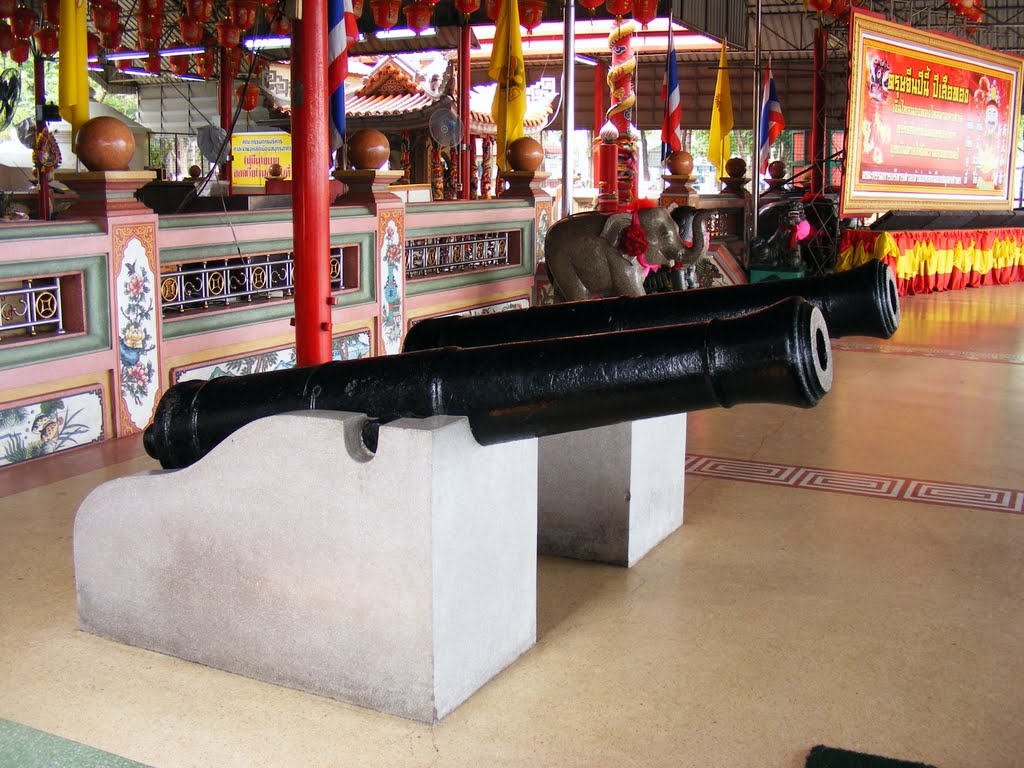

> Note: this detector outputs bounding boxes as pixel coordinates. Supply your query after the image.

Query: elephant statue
[645,206,714,293]
[544,205,710,303]
[750,199,811,269]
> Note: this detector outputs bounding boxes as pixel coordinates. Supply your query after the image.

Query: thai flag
[329,0,359,152]
[758,56,785,175]
[660,26,682,162]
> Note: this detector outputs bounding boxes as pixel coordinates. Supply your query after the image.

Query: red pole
[458,22,471,201]
[593,61,606,185]
[218,48,233,192]
[33,54,50,221]
[291,5,333,366]
[811,27,827,195]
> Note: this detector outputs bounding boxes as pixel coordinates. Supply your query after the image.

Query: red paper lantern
[87,31,100,58]
[604,0,631,19]
[227,0,259,30]
[519,0,544,32]
[143,52,162,73]
[100,27,121,49]
[453,0,479,21]
[829,0,848,16]
[215,18,242,48]
[807,0,831,11]
[42,0,59,25]
[236,83,260,111]
[10,35,29,63]
[370,0,400,29]
[91,1,118,34]
[484,0,501,20]
[139,0,164,14]
[352,0,365,15]
[10,6,37,38]
[403,1,432,33]
[224,45,244,77]
[34,24,58,56]
[0,0,14,19]
[114,45,135,71]
[578,0,602,16]
[184,0,214,22]
[269,12,291,35]
[179,15,203,44]
[136,13,163,42]
[195,46,216,78]
[0,22,15,53]
[168,53,190,76]
[631,0,657,28]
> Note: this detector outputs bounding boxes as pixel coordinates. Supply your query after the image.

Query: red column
[593,61,606,185]
[218,48,233,191]
[33,54,50,221]
[811,27,827,195]
[458,22,471,201]
[291,6,333,366]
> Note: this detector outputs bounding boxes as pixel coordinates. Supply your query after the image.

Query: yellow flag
[708,40,734,179]
[58,0,90,152]
[487,0,526,174]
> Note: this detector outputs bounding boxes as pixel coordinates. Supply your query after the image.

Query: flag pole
[560,0,576,219]
[752,0,762,240]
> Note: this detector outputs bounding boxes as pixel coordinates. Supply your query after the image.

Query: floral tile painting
[0,389,105,468]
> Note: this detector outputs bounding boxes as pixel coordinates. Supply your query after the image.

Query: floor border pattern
[685,455,1024,515]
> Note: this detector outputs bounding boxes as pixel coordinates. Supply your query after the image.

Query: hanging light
[136,12,164,51]
[227,0,259,30]
[370,0,400,30]
[631,0,657,28]
[143,52,162,74]
[519,0,545,32]
[604,0,631,20]
[236,83,260,111]
[10,6,38,38]
[10,35,29,63]
[452,0,479,22]
[179,15,203,45]
[34,24,58,56]
[402,1,433,34]
[168,40,191,75]
[91,1,118,34]
[216,18,243,48]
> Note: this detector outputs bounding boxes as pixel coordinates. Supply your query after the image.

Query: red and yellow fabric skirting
[836,228,1024,296]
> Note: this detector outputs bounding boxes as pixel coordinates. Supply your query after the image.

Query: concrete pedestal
[537,414,687,567]
[74,412,537,723]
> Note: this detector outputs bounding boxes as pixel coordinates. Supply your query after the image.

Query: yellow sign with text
[230,132,292,188]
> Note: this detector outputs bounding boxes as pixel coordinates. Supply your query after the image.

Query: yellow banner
[488,0,526,174]
[58,0,90,150]
[708,40,734,178]
[230,133,293,188]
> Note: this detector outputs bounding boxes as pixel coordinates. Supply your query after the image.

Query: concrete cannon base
[74,412,538,723]
[537,414,687,567]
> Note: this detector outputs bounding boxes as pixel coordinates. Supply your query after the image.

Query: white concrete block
[537,414,687,567]
[74,412,537,723]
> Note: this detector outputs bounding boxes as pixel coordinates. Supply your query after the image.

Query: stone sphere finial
[75,116,135,172]
[725,156,747,179]
[347,129,390,170]
[663,150,693,178]
[507,136,544,172]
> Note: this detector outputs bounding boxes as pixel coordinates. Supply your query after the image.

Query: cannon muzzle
[402,259,899,353]
[144,297,832,470]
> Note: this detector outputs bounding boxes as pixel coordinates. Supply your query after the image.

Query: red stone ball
[347,129,390,170]
[75,116,136,172]
[507,136,544,172]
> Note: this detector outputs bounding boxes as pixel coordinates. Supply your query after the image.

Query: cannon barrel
[402,259,898,353]
[144,297,832,470]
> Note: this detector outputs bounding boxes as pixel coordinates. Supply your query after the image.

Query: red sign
[842,11,1024,217]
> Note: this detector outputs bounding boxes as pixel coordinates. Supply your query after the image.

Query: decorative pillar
[811,26,827,195]
[592,60,606,185]
[218,47,233,190]
[291,5,333,366]
[605,19,639,207]
[458,22,472,200]
[33,54,50,221]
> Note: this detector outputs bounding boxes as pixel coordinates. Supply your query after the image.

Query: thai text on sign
[230,132,293,188]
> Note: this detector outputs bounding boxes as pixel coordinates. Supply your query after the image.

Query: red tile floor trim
[685,454,1024,515]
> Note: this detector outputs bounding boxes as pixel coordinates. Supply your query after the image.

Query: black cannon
[144,297,833,470]
[403,260,899,353]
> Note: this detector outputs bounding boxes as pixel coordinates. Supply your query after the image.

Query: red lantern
[0,22,14,54]
[631,0,656,28]
[829,0,848,16]
[604,0,631,19]
[42,0,59,25]
[352,0,365,15]
[143,52,162,73]
[224,45,244,77]
[10,35,29,63]
[10,6,37,38]
[114,45,135,71]
[91,1,118,34]
[519,0,544,32]
[453,0,479,20]
[0,0,14,18]
[269,12,291,35]
[236,83,260,111]
[168,54,190,76]
[807,0,831,11]
[484,0,500,20]
[179,15,203,44]
[87,31,100,58]
[136,13,163,43]
[100,27,121,49]
[195,46,216,78]
[34,24,58,56]
[578,0,602,16]
[227,0,259,30]
[403,1,432,33]
[370,0,400,29]
[139,0,164,13]
[184,0,213,22]
[215,18,242,48]
[963,5,984,21]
